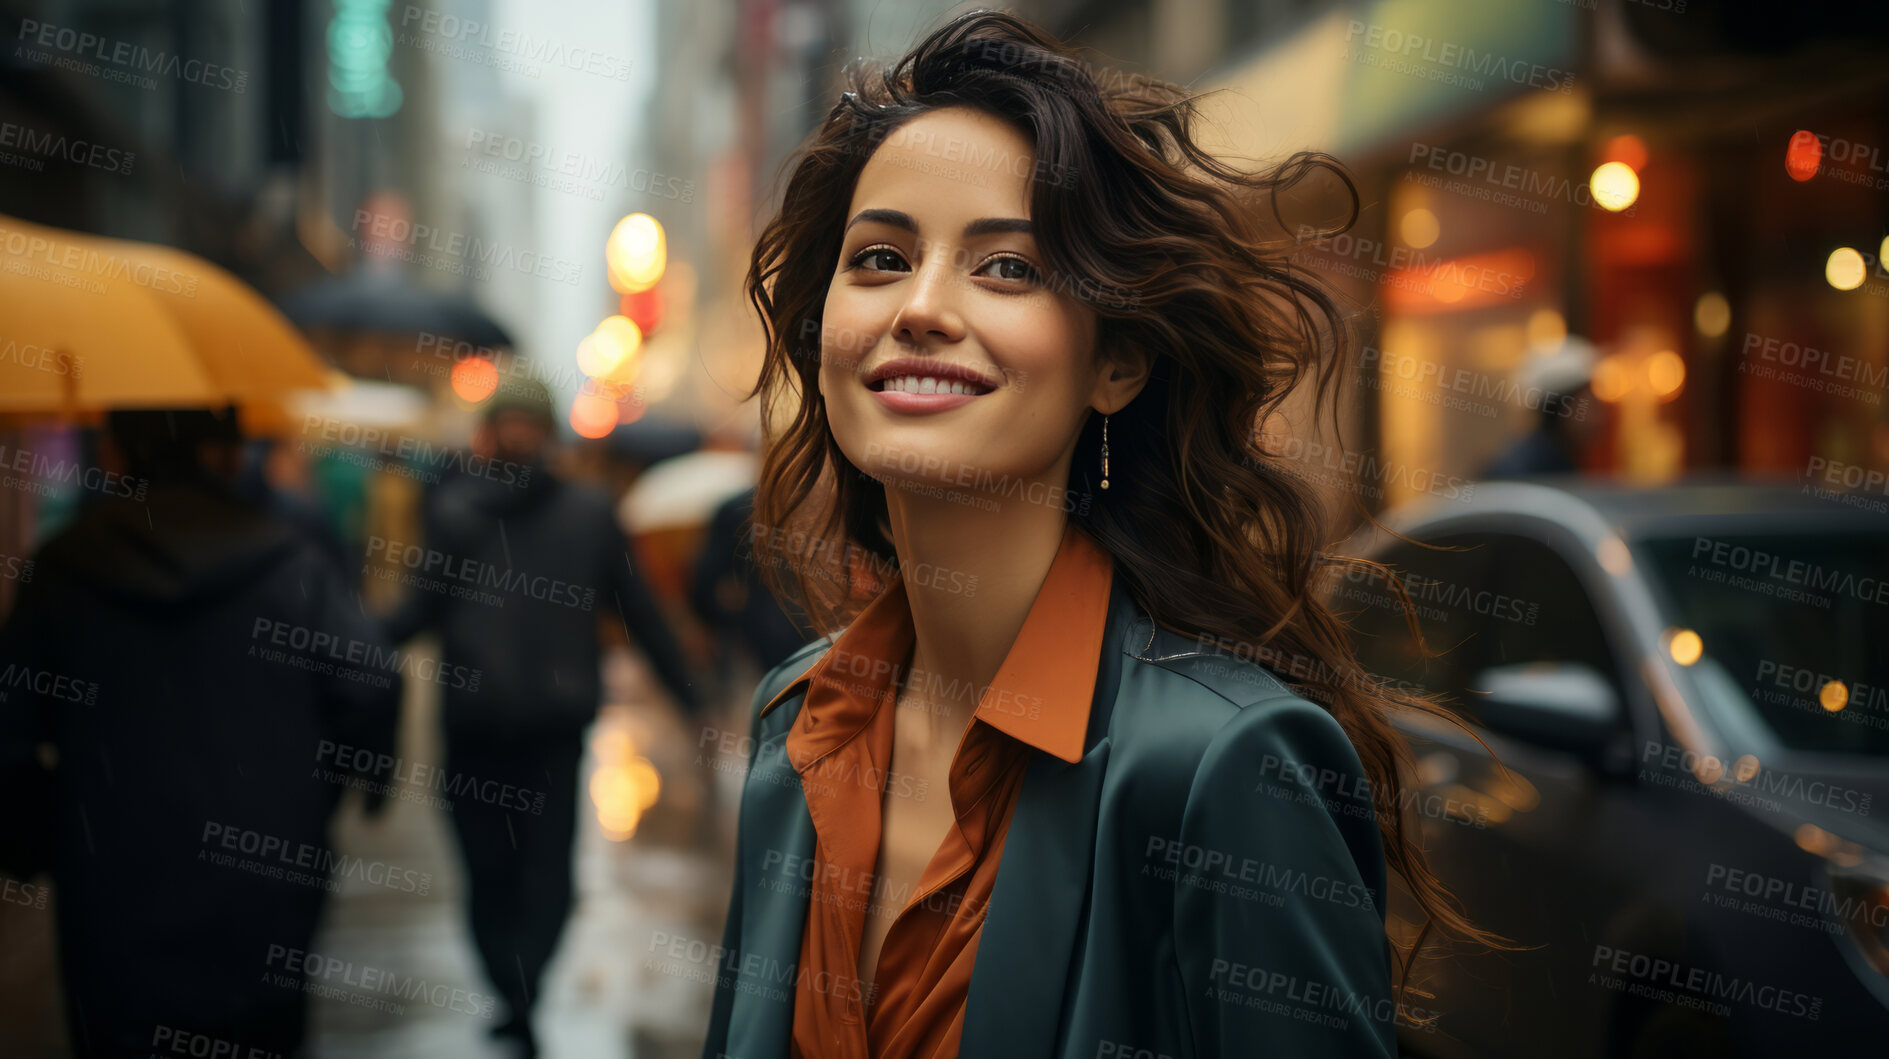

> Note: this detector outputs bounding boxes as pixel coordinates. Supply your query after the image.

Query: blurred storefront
[1023,0,1889,507]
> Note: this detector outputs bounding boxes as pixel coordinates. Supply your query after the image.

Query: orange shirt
[763,522,1114,1059]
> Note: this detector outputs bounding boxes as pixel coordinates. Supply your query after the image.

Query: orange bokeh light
[1786,130,1822,182]
[569,392,618,438]
[1384,247,1536,314]
[1647,350,1686,401]
[575,316,644,382]
[590,726,662,841]
[1591,353,1631,403]
[1603,134,1648,172]
[450,357,498,403]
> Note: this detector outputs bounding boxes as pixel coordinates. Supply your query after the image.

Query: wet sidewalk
[303,642,747,1059]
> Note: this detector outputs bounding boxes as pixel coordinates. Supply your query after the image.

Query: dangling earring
[1099,414,1111,490]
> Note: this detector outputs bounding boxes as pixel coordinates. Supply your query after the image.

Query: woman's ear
[1091,341,1152,415]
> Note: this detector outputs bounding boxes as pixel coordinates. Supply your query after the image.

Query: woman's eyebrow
[845,208,916,233]
[842,210,1034,239]
[962,217,1032,238]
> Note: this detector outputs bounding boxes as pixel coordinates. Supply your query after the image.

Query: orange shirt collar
[761,522,1113,764]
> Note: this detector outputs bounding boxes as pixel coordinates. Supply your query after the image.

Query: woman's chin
[845,427,982,481]
[837,418,1045,500]
[859,462,964,495]
[857,457,983,499]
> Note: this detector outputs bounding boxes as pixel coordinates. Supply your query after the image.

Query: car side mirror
[1468,662,1625,770]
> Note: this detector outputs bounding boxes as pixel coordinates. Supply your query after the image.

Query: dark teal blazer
[701,578,1396,1059]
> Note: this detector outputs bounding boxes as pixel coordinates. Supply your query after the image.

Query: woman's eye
[851,247,909,272]
[979,256,1040,283]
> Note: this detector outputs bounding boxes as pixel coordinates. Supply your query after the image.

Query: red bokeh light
[619,287,665,335]
[1785,130,1822,182]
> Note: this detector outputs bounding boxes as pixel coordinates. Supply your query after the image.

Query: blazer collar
[959,575,1143,1055]
[759,524,1115,765]
[725,570,1149,1056]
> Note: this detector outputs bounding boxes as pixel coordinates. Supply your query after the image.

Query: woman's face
[819,106,1130,504]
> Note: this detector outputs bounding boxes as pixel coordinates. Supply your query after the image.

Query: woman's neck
[884,479,1070,752]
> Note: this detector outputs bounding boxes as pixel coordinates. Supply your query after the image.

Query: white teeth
[880,375,983,395]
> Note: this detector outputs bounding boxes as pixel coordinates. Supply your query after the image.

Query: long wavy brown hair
[742,8,1500,1017]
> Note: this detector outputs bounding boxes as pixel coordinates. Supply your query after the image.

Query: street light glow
[1667,628,1703,666]
[1590,162,1639,212]
[1647,350,1685,401]
[607,214,667,294]
[1693,292,1730,337]
[1400,208,1440,249]
[1826,247,1866,291]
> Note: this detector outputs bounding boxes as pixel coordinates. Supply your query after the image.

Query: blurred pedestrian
[382,377,700,1057]
[235,436,351,571]
[0,407,399,1058]
[690,486,810,676]
[1483,337,1602,478]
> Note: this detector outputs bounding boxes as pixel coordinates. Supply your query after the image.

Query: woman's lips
[866,374,992,414]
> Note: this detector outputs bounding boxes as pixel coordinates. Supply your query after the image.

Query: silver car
[1334,479,1889,1058]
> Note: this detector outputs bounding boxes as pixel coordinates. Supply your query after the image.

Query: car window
[1638,532,1889,756]
[1477,535,1623,695]
[1339,532,1499,706]
[1343,532,1620,724]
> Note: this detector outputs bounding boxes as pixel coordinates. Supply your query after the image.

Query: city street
[302,645,740,1059]
[3,2,1888,1056]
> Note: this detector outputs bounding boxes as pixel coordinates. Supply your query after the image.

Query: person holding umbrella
[381,376,700,1057]
[0,220,402,1056]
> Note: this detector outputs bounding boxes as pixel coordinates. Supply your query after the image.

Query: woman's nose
[892,256,966,345]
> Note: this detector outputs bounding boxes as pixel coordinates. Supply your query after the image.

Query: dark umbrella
[278,268,514,349]
[609,415,702,468]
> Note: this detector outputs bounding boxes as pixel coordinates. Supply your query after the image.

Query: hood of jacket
[432,460,560,524]
[39,479,304,608]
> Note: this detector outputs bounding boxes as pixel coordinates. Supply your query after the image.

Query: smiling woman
[705,10,1497,1059]
[822,108,1121,515]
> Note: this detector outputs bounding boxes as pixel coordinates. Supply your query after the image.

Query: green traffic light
[327,0,401,119]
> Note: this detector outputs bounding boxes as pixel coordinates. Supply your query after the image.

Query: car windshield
[1639,532,1889,755]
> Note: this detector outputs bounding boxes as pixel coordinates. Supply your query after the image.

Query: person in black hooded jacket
[379,378,700,1057]
[0,408,400,1058]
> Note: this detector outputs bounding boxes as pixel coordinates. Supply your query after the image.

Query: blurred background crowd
[1,0,1887,1056]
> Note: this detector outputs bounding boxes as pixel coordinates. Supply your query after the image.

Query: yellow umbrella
[0,218,213,411]
[0,215,329,414]
[84,231,330,398]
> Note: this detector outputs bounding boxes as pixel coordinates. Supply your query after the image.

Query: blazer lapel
[960,583,1137,1056]
[724,696,819,1059]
